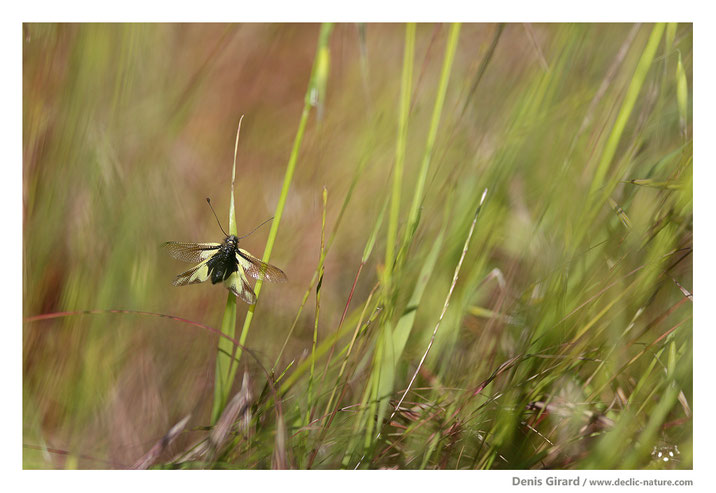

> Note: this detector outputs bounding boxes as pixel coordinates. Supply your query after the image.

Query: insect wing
[173,257,212,286]
[163,242,221,263]
[224,268,257,304]
[237,248,287,283]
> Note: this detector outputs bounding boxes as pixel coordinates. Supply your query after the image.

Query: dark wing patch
[237,249,288,283]
[224,270,257,304]
[163,242,221,263]
[172,258,211,286]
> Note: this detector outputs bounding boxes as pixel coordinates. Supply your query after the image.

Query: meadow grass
[23,23,692,469]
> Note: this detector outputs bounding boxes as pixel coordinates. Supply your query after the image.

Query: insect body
[206,235,240,284]
[163,199,287,304]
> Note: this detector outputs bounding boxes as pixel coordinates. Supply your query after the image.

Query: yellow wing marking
[237,249,287,283]
[172,258,212,286]
[224,268,257,305]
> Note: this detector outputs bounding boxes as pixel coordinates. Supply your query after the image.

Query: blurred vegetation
[23,23,692,469]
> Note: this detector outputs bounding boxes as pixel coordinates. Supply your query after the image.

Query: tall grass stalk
[349,23,416,459]
[229,23,334,394]
[322,196,388,419]
[402,23,460,253]
[384,23,415,290]
[271,143,373,373]
[588,23,666,204]
[361,23,462,455]
[385,189,487,433]
[211,115,243,424]
[306,187,328,425]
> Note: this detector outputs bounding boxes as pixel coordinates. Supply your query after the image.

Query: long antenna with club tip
[238,217,274,240]
[206,198,229,237]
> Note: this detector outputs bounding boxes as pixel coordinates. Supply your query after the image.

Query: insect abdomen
[207,250,238,284]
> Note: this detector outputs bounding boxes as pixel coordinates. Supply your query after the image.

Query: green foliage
[24,23,692,470]
[211,117,242,424]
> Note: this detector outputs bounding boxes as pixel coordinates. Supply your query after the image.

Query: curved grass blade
[236,24,335,373]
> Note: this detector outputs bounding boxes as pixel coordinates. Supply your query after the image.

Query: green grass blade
[589,23,665,199]
[306,187,328,424]
[271,144,374,373]
[234,23,334,373]
[385,189,487,454]
[374,217,448,432]
[211,116,243,424]
[384,23,415,290]
[320,195,388,420]
[676,51,689,140]
[402,23,461,250]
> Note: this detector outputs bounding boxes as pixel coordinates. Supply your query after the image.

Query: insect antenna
[237,216,274,240]
[206,198,229,237]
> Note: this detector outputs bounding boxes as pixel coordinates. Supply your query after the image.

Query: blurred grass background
[23,23,692,469]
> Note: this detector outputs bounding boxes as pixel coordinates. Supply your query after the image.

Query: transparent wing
[237,249,288,283]
[163,242,221,263]
[172,258,212,286]
[224,269,257,305]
